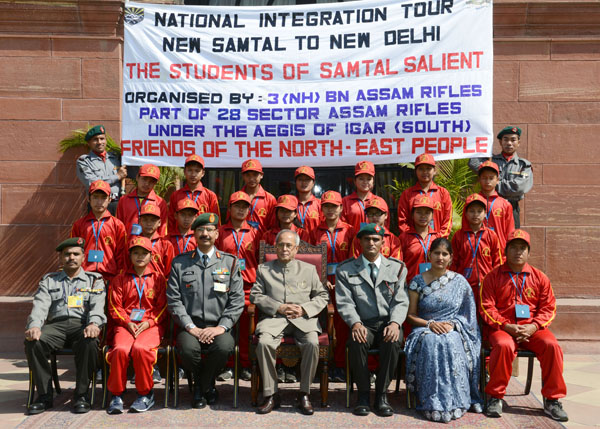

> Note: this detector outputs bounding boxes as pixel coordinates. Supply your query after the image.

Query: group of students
[25,124,568,422]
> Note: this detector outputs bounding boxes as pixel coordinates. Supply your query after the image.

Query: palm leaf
[58,126,121,154]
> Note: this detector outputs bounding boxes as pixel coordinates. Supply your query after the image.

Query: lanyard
[185,191,200,204]
[133,196,149,217]
[414,233,432,259]
[357,199,366,212]
[297,202,311,227]
[466,230,484,263]
[485,198,497,225]
[176,235,193,255]
[325,229,339,262]
[132,274,147,309]
[508,272,527,302]
[419,190,434,197]
[151,239,157,249]
[232,230,246,257]
[90,219,105,250]
[249,197,260,219]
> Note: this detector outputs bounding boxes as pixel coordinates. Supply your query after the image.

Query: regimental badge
[209,213,215,223]
[340,242,348,250]
[183,199,193,208]
[199,204,207,213]
[124,7,144,25]
[147,288,154,299]
[417,195,430,205]
[76,237,84,245]
[298,167,307,174]
[514,229,525,238]
[434,202,442,210]
[482,247,490,257]
[359,161,369,171]
[105,236,113,246]
[147,166,156,175]
[524,287,536,298]
[371,198,380,206]
[100,126,105,133]
[419,154,428,162]
[153,254,160,262]
[134,237,144,246]
[323,191,334,200]
[246,242,253,251]
[374,225,382,233]
[494,208,503,217]
[245,160,255,169]
[512,127,518,133]
[309,211,318,218]
[382,246,390,256]
[257,208,267,217]
[281,196,289,204]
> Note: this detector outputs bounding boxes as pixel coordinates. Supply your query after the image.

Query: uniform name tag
[238,259,246,271]
[130,224,142,235]
[130,308,145,322]
[247,221,259,229]
[67,295,83,308]
[419,262,432,274]
[463,267,473,279]
[88,250,104,263]
[327,263,338,276]
[515,304,530,319]
[214,282,227,293]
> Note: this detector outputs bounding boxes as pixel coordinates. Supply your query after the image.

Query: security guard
[24,237,106,415]
[167,213,244,409]
[76,125,127,214]
[468,126,533,227]
[335,224,409,417]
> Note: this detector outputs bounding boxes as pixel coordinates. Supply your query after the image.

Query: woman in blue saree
[405,238,482,423]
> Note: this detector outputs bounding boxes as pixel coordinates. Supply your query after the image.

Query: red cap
[321,190,342,206]
[185,154,205,168]
[365,195,389,213]
[176,198,199,213]
[478,160,500,175]
[128,236,153,252]
[465,193,487,208]
[275,194,298,211]
[140,203,161,217]
[89,180,110,195]
[229,191,252,206]
[139,164,160,180]
[412,194,434,210]
[507,229,531,246]
[295,165,315,180]
[241,159,263,174]
[355,160,375,177]
[414,153,436,167]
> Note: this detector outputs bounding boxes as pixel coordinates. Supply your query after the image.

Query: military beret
[56,237,85,252]
[357,223,385,238]
[497,126,521,139]
[191,212,219,230]
[84,125,106,142]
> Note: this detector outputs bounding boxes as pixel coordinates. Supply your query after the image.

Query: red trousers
[486,329,567,400]
[107,325,160,396]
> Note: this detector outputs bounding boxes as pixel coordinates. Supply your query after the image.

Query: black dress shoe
[192,394,207,409]
[28,395,53,415]
[257,393,280,414]
[206,387,219,405]
[353,392,371,416]
[373,393,394,417]
[296,392,314,415]
[72,395,91,414]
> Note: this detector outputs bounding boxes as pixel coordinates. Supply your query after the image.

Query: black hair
[430,237,452,255]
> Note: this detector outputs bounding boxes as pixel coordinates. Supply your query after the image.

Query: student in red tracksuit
[477,160,515,254]
[262,194,310,245]
[117,164,168,237]
[397,154,453,237]
[398,195,441,283]
[310,190,354,380]
[216,191,259,381]
[106,236,168,414]
[451,193,502,305]
[350,196,402,260]
[167,198,199,257]
[342,161,390,232]
[294,166,322,236]
[168,154,220,233]
[237,159,276,234]
[71,180,127,284]
[134,203,175,278]
[480,229,568,422]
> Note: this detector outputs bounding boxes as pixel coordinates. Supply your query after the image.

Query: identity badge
[247,221,259,229]
[130,308,145,322]
[67,295,83,308]
[327,263,338,276]
[238,259,246,271]
[214,282,227,293]
[463,267,473,279]
[131,224,143,236]
[88,250,104,263]
[515,304,530,319]
[419,262,432,274]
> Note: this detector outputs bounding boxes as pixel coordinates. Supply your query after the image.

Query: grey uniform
[335,255,409,394]
[167,248,244,393]
[25,269,106,398]
[76,150,122,200]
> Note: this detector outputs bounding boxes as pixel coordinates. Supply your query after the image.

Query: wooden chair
[248,240,334,407]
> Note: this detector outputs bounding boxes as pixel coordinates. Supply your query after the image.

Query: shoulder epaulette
[338,257,357,267]
[41,272,61,281]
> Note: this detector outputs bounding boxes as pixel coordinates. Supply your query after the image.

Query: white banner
[122,0,493,167]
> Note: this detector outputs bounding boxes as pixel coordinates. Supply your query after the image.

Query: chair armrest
[248,304,257,337]
[326,304,334,338]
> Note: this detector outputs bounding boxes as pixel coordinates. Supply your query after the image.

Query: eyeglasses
[276,243,296,249]
[196,227,217,233]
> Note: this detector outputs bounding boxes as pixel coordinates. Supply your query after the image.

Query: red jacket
[125,233,175,278]
[216,220,259,286]
[117,189,168,237]
[397,182,453,237]
[479,191,515,254]
[398,227,440,283]
[238,185,276,234]
[309,220,355,265]
[168,183,220,233]
[108,266,168,332]
[261,224,309,246]
[479,263,557,336]
[167,230,197,257]
[341,191,390,232]
[71,211,127,280]
[296,195,322,236]
[350,231,402,260]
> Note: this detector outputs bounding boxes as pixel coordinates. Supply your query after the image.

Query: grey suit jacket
[250,259,328,337]
[335,256,409,329]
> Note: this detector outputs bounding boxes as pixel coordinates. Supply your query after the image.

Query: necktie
[202,254,208,267]
[369,262,378,285]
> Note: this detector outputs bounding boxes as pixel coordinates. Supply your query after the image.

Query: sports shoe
[130,391,155,413]
[240,368,251,381]
[217,368,233,381]
[486,397,502,418]
[544,399,568,422]
[152,366,161,383]
[107,395,124,415]
[276,365,285,383]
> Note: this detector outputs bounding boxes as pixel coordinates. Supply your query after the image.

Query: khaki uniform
[250,259,328,396]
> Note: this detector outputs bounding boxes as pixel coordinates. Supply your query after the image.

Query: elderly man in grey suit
[336,223,409,417]
[250,229,329,415]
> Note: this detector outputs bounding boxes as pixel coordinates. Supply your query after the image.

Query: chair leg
[90,376,96,406]
[345,346,351,408]
[250,359,259,406]
[233,346,239,408]
[164,346,170,408]
[27,370,35,407]
[101,346,109,409]
[51,354,61,394]
[480,351,488,407]
[524,355,534,395]
[320,359,328,407]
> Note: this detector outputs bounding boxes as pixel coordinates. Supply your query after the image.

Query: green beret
[85,125,106,142]
[56,237,85,252]
[357,223,385,238]
[497,126,521,139]
[191,213,219,230]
